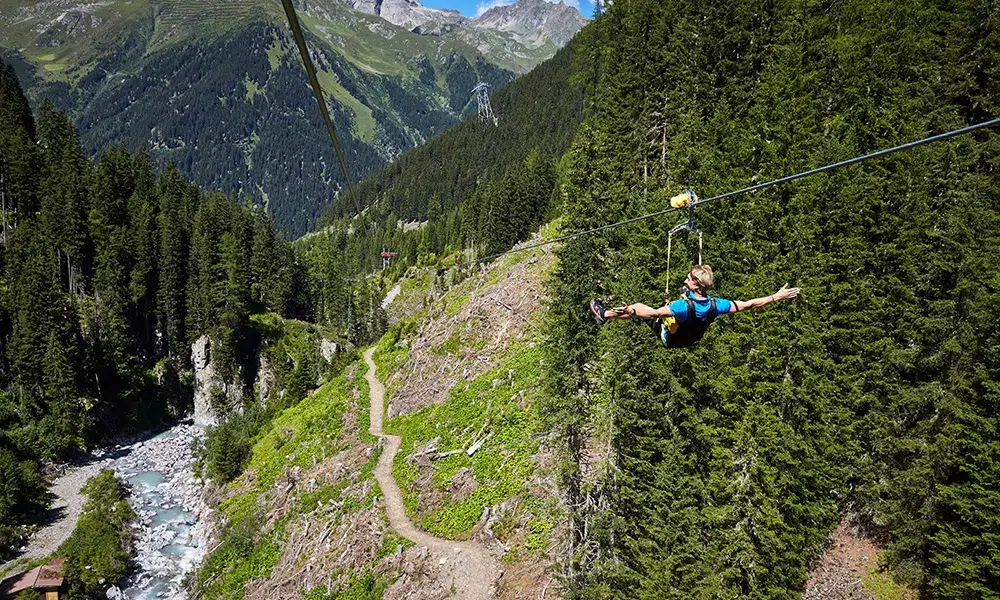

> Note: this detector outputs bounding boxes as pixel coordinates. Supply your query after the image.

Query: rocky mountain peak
[339,0,586,50]
[472,0,587,48]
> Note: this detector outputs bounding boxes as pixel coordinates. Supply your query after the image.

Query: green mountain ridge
[0,0,568,236]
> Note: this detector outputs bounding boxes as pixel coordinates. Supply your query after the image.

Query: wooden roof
[0,557,65,596]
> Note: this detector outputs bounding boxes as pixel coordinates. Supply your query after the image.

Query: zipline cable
[281,0,363,219]
[477,117,1000,263]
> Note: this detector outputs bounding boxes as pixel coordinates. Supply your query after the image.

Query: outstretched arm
[606,301,673,320]
[730,283,800,313]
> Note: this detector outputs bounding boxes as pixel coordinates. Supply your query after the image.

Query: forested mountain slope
[300,36,584,292]
[0,0,584,236]
[2,0,997,596]
[543,0,999,598]
[0,61,314,561]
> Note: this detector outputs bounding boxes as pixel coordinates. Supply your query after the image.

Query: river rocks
[105,584,127,600]
[111,422,209,600]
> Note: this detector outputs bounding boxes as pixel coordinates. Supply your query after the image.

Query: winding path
[364,348,499,600]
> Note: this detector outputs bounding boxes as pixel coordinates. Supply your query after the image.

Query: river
[105,421,208,600]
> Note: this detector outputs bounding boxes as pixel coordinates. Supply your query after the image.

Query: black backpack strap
[684,298,696,322]
[706,298,718,324]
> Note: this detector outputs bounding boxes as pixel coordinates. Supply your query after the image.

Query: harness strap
[706,298,718,323]
[683,296,718,322]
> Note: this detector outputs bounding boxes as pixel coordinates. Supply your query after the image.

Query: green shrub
[199,405,272,484]
[0,447,45,558]
[58,470,135,599]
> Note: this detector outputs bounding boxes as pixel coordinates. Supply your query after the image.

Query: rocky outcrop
[339,0,586,50]
[191,336,217,427]
[191,336,242,427]
[192,321,349,422]
[321,339,341,362]
[345,0,467,31]
[256,354,275,403]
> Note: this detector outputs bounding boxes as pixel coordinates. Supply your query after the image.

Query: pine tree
[0,61,40,233]
[127,151,159,359]
[37,102,90,293]
[157,164,190,361]
[41,330,87,458]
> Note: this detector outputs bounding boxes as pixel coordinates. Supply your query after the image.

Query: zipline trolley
[665,190,701,295]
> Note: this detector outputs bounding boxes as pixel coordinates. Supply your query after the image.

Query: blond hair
[690,265,714,293]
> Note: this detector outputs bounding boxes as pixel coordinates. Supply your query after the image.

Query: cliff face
[191,335,231,428]
[343,0,467,31]
[190,315,348,427]
[339,0,587,52]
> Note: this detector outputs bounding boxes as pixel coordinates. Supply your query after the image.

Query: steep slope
[193,236,561,599]
[471,0,585,49]
[365,348,499,600]
[373,237,562,598]
[309,34,583,261]
[542,0,999,598]
[340,0,588,72]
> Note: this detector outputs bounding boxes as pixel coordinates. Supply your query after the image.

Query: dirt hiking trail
[364,348,499,600]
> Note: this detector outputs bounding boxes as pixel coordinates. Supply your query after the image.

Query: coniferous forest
[543,0,999,598]
[305,38,584,280]
[1,0,999,597]
[0,61,316,554]
[304,0,1000,593]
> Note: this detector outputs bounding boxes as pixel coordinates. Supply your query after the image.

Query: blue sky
[421,0,596,20]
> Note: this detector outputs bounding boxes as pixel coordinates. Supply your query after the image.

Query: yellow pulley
[665,190,702,296]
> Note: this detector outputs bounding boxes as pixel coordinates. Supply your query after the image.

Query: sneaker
[589,298,608,324]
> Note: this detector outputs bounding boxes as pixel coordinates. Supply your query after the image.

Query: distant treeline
[306,38,585,276]
[543,0,999,598]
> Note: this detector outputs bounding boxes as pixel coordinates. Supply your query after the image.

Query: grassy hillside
[192,365,416,599]
[194,233,562,599]
[372,241,563,595]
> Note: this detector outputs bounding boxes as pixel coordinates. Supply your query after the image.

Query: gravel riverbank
[1,422,209,600]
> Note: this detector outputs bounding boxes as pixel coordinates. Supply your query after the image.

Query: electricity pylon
[472,82,498,126]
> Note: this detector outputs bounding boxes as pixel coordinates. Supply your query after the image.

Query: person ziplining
[589,265,800,348]
[587,189,800,348]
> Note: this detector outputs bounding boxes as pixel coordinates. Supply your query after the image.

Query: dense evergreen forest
[543,0,999,598]
[0,61,320,556]
[3,15,514,239]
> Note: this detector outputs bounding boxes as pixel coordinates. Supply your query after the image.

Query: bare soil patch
[384,248,556,419]
[804,518,882,600]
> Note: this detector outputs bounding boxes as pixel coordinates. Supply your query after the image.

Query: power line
[281,0,364,219]
[478,117,1000,263]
